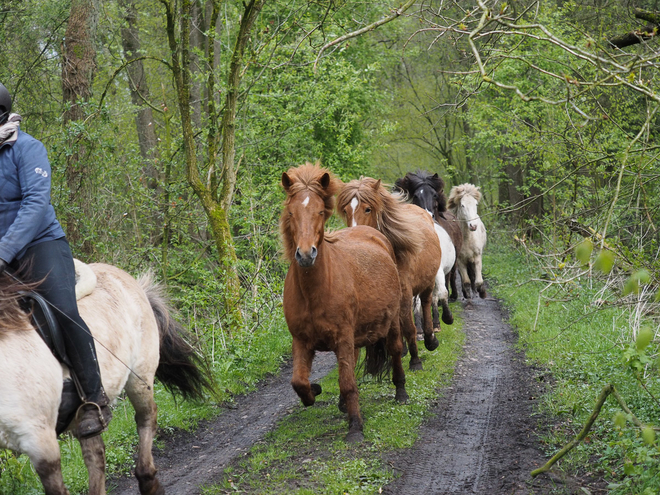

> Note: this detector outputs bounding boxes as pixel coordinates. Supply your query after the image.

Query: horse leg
[291,338,320,407]
[420,288,439,351]
[125,381,163,495]
[413,296,423,336]
[448,264,459,301]
[457,258,472,299]
[336,342,363,443]
[400,288,422,371]
[78,435,106,495]
[24,433,69,495]
[436,271,453,326]
[474,255,487,298]
[338,348,361,414]
[386,319,408,405]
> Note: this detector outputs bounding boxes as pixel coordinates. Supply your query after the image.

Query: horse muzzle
[295,246,317,267]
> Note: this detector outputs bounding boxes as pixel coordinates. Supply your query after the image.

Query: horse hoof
[478,288,487,299]
[395,389,409,404]
[345,430,364,443]
[442,313,454,325]
[409,359,423,371]
[424,335,439,351]
[449,295,458,302]
[311,383,322,397]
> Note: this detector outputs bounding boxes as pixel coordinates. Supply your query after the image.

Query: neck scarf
[0,113,22,146]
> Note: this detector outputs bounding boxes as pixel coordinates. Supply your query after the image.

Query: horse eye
[365,207,372,213]
[319,211,324,216]
[288,211,293,216]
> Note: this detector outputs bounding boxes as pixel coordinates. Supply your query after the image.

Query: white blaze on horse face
[350,197,359,227]
[460,196,480,231]
[302,195,310,208]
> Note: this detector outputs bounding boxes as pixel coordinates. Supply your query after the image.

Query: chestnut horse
[395,170,463,302]
[280,163,407,443]
[448,183,488,299]
[336,177,441,371]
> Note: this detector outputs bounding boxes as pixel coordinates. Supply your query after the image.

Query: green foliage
[487,237,660,494]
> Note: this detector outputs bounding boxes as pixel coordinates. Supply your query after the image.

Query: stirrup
[75,401,111,439]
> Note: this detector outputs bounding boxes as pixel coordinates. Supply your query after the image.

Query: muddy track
[108,352,337,495]
[109,295,595,495]
[384,295,557,494]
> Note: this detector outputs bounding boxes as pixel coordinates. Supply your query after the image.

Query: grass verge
[202,314,464,495]
[484,238,660,494]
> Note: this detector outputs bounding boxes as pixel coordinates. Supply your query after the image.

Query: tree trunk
[119,0,162,243]
[61,0,100,253]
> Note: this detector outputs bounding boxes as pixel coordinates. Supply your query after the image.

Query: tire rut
[108,351,337,495]
[384,296,553,495]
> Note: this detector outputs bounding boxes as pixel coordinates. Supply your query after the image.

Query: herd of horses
[282,163,488,444]
[0,163,487,495]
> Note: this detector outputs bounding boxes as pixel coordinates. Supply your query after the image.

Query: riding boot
[76,387,113,439]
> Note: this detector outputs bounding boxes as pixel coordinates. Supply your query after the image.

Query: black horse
[395,170,463,302]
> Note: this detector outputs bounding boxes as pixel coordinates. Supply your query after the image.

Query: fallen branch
[531,383,655,477]
[608,9,660,48]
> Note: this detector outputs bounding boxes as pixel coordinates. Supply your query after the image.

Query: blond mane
[279,162,342,262]
[447,183,482,210]
[337,177,424,261]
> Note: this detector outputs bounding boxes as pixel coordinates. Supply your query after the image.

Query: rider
[0,82,111,438]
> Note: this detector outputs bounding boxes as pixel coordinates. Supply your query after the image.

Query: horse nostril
[310,246,317,258]
[295,247,302,261]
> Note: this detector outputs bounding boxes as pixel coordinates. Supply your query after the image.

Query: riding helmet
[0,83,12,125]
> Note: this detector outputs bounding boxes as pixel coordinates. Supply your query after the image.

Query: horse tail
[139,273,215,402]
[363,340,392,381]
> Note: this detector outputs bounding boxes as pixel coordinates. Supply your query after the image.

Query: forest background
[2,0,660,492]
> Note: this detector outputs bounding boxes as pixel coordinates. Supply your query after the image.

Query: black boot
[76,388,112,439]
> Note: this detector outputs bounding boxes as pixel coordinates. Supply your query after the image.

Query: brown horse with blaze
[337,177,442,371]
[280,162,408,443]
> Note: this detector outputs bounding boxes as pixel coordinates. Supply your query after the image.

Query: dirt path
[108,352,337,495]
[109,295,582,495]
[384,295,557,494]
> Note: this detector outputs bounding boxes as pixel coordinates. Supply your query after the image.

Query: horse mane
[447,183,482,210]
[396,170,448,212]
[279,162,342,262]
[337,177,424,260]
[0,272,38,334]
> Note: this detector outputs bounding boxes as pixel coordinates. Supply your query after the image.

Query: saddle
[18,260,97,435]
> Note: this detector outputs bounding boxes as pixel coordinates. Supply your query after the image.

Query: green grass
[202,316,464,495]
[484,238,660,494]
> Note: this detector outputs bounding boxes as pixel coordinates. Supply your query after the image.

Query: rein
[5,270,152,391]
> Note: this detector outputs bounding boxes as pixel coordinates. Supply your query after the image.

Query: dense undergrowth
[485,232,660,494]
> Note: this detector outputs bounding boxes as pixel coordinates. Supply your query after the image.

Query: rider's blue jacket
[0,130,65,263]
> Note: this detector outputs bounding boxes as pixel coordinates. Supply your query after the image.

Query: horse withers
[280,162,407,443]
[448,183,488,299]
[336,177,442,371]
[0,263,213,495]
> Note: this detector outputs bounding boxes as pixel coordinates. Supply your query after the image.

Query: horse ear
[432,173,439,178]
[320,172,331,189]
[282,172,293,191]
[372,179,381,191]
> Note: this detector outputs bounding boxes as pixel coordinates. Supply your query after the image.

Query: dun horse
[336,177,441,371]
[0,263,212,495]
[280,163,407,443]
[448,183,488,299]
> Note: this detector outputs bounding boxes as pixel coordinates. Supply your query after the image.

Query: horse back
[396,206,442,295]
[76,264,160,401]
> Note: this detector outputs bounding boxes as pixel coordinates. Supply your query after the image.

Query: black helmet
[0,83,12,125]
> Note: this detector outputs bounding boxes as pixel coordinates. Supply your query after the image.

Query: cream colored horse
[448,184,488,299]
[0,262,212,495]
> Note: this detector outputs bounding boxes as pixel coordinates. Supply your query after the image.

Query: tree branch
[313,0,416,72]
